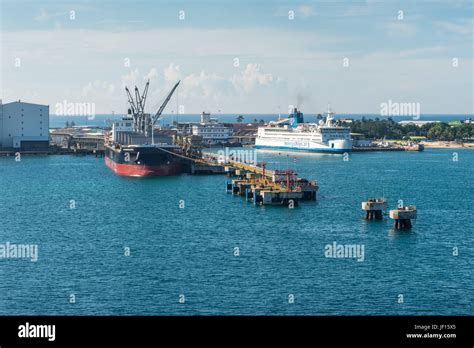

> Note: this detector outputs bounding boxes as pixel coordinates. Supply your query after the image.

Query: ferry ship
[255,107,352,153]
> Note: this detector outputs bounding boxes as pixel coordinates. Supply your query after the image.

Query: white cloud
[72,63,281,114]
[34,8,67,23]
[0,27,471,114]
[0,28,345,64]
[274,5,317,18]
[182,71,231,99]
[231,63,275,93]
[435,19,473,36]
[82,80,115,98]
[298,5,317,18]
[120,69,142,90]
[386,22,417,37]
[397,46,446,58]
[146,67,159,81]
[163,63,182,84]
[34,9,50,22]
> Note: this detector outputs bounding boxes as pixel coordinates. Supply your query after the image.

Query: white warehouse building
[189,111,233,144]
[0,100,49,150]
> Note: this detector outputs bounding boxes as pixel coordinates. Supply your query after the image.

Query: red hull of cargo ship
[105,156,183,177]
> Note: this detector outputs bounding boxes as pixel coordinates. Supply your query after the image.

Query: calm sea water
[0,149,472,315]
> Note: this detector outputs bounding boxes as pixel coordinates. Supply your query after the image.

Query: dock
[197,153,318,207]
[352,144,423,152]
[0,148,104,157]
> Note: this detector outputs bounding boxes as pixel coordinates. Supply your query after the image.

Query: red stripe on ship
[105,156,183,177]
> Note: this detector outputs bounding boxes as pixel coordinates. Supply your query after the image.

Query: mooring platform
[362,198,387,220]
[220,157,318,207]
[389,206,417,229]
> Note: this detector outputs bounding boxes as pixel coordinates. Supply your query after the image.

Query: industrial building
[192,123,233,143]
[191,112,233,144]
[0,100,49,150]
[50,127,105,151]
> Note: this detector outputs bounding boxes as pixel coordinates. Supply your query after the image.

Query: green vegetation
[345,118,474,141]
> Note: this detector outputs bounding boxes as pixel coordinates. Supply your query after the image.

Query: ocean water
[0,149,472,315]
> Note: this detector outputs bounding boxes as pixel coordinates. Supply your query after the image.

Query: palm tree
[236,115,244,123]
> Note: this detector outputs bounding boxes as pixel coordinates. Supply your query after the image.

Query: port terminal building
[0,100,49,151]
[172,112,234,145]
[192,112,233,144]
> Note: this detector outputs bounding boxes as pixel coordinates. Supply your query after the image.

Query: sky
[0,0,473,115]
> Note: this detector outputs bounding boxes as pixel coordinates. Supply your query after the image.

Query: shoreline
[1,144,473,157]
[420,141,474,149]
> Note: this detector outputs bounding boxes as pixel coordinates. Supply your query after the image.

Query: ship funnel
[289,108,304,128]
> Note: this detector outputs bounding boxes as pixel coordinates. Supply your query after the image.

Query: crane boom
[134,86,142,113]
[125,87,138,116]
[152,80,181,126]
[140,81,149,114]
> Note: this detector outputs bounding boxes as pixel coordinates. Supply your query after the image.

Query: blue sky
[1,0,473,114]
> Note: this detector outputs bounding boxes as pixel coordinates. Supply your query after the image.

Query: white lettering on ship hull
[283,140,310,147]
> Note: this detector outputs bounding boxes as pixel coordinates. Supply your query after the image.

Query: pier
[0,148,104,157]
[190,163,226,175]
[352,145,423,152]
[212,154,318,207]
[389,206,417,229]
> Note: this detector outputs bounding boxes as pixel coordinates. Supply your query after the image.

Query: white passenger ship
[255,107,352,153]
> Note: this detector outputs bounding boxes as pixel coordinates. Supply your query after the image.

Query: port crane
[151,80,180,131]
[124,80,180,142]
[135,82,149,134]
[125,82,148,134]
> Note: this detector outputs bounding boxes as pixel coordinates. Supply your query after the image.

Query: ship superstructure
[255,106,352,153]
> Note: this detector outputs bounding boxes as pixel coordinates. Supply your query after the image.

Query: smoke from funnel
[296,93,304,109]
[296,91,310,110]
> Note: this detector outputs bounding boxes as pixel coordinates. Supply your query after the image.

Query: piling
[361,198,387,220]
[389,206,417,229]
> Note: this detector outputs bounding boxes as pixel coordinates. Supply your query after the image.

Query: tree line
[345,118,474,141]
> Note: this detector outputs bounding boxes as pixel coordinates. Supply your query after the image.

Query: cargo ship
[105,143,189,177]
[105,80,192,177]
[255,106,353,153]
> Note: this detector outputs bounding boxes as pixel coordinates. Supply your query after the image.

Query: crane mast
[152,80,181,127]
[125,87,139,132]
[123,80,180,139]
